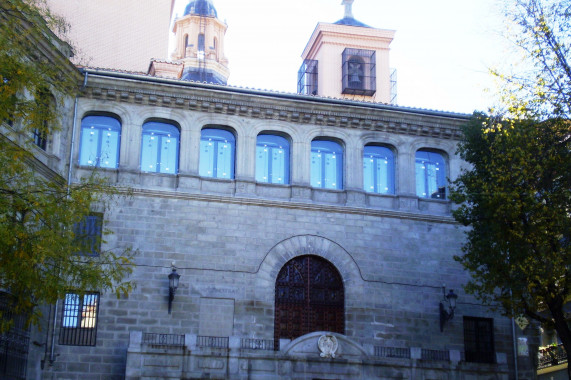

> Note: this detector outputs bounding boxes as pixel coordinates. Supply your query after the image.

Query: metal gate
[0,292,29,380]
[274,255,344,349]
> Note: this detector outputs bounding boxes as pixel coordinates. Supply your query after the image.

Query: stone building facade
[4,0,540,379]
[22,67,537,379]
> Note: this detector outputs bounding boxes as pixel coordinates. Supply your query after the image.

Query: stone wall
[29,73,539,379]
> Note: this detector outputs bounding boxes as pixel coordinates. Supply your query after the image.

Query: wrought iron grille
[196,336,229,349]
[538,344,568,369]
[0,292,29,380]
[73,214,102,256]
[421,349,449,361]
[297,59,318,95]
[463,316,495,363]
[142,333,185,347]
[374,346,411,359]
[59,292,99,346]
[241,338,275,351]
[341,48,376,96]
[274,255,344,350]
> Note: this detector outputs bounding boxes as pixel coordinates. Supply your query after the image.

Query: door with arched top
[274,255,344,348]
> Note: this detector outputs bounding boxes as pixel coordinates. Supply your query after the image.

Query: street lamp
[439,287,458,332]
[168,267,180,314]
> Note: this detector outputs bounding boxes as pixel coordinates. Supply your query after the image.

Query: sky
[170,0,512,114]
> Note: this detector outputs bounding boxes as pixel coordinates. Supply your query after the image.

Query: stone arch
[257,235,361,286]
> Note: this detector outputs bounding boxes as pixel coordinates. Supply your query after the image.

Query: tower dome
[183,0,218,18]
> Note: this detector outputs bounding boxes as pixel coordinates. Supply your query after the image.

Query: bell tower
[298,0,395,103]
[171,0,229,84]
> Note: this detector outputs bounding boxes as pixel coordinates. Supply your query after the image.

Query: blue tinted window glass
[141,122,179,174]
[415,149,446,199]
[311,140,343,190]
[256,134,289,184]
[79,116,121,168]
[199,128,235,179]
[363,145,394,194]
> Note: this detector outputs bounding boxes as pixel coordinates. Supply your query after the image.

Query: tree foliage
[0,0,134,330]
[496,0,571,118]
[451,114,571,319]
[453,0,571,372]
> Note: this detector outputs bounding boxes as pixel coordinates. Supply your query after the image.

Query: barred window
[59,293,99,346]
[73,214,102,256]
[464,317,495,363]
[341,48,376,96]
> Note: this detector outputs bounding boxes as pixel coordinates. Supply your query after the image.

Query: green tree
[452,113,571,370]
[0,0,134,330]
[452,0,571,370]
[496,0,571,118]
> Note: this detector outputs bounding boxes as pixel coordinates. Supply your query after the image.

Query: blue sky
[171,0,510,114]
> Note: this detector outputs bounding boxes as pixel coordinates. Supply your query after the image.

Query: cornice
[80,71,467,140]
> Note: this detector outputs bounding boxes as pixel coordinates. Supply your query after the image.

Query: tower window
[341,48,376,96]
[198,34,205,53]
[184,34,189,57]
[297,59,318,95]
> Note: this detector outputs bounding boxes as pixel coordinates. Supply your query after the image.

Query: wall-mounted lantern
[439,287,458,332]
[168,267,180,314]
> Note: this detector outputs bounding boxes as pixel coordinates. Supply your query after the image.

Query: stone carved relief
[318,334,339,358]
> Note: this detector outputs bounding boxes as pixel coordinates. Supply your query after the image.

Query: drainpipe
[49,71,88,365]
[512,316,519,379]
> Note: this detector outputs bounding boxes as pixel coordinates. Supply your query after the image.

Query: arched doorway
[274,255,344,348]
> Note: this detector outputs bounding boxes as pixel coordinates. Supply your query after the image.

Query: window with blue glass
[140,121,180,174]
[363,145,394,194]
[199,128,235,179]
[311,140,343,190]
[415,149,446,199]
[256,134,289,184]
[79,115,121,168]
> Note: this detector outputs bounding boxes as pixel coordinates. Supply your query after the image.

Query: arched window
[199,128,235,179]
[198,33,205,53]
[213,37,218,61]
[256,134,289,184]
[184,34,189,57]
[79,115,121,168]
[140,121,180,174]
[274,255,344,348]
[311,139,343,190]
[363,145,395,194]
[415,149,447,199]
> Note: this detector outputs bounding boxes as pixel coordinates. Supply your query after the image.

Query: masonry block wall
[30,72,538,380]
